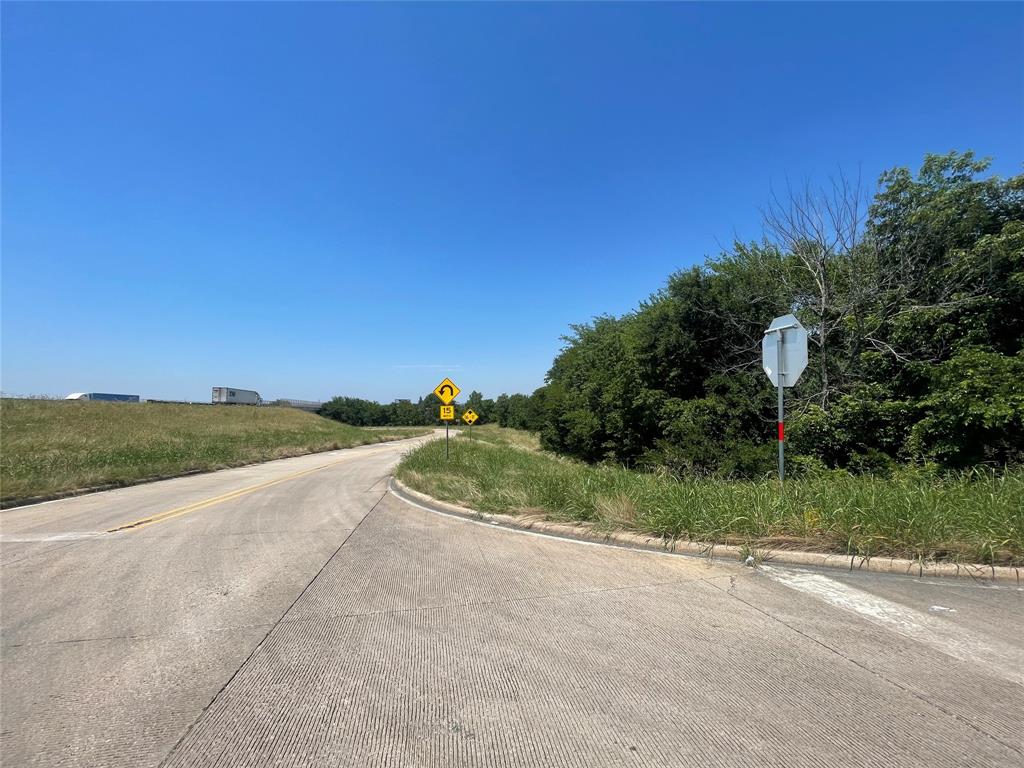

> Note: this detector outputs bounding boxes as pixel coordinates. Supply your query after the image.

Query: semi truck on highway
[211,387,263,405]
[65,392,140,402]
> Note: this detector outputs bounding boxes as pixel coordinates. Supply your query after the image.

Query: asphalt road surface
[1,434,1021,767]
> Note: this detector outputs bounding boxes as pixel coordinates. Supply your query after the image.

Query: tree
[319,397,385,426]
[384,399,426,426]
[464,391,495,424]
[535,151,1024,475]
[761,170,875,408]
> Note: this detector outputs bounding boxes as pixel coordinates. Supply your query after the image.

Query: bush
[909,349,1024,467]
[788,386,916,472]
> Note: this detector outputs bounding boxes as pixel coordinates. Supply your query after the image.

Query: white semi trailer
[65,392,140,402]
[211,387,262,405]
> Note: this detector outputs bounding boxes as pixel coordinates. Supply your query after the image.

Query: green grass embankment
[0,399,431,505]
[396,429,1024,566]
[457,423,541,451]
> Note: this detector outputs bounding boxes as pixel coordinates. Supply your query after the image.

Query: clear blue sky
[2,2,1021,403]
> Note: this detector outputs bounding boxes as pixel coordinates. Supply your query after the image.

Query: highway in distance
[1,433,1021,767]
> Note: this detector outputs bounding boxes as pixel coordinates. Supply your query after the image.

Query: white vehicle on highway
[211,387,263,405]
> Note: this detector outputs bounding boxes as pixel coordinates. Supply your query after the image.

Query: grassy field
[0,399,430,504]
[397,431,1024,566]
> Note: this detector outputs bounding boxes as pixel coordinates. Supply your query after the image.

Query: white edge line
[761,565,1024,686]
[0,532,107,542]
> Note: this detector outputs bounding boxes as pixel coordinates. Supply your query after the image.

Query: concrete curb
[389,478,1021,584]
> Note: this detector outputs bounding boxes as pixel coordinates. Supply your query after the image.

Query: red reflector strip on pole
[778,422,784,441]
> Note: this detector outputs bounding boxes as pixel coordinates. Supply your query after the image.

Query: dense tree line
[319,387,559,431]
[532,152,1024,475]
[321,152,1022,477]
[320,390,510,427]
[319,394,444,426]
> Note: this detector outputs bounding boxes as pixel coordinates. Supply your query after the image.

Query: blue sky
[2,2,1021,403]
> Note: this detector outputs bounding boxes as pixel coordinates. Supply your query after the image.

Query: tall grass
[457,424,541,451]
[0,399,430,503]
[397,436,1024,566]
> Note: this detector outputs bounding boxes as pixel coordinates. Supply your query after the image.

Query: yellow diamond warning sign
[433,377,460,405]
[461,409,478,425]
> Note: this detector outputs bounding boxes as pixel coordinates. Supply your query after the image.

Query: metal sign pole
[763,315,806,486]
[446,421,449,459]
[776,329,785,483]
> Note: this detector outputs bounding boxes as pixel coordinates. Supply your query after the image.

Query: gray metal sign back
[763,313,809,483]
[762,314,808,388]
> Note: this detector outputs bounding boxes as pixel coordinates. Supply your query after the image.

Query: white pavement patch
[0,532,107,542]
[763,566,1024,687]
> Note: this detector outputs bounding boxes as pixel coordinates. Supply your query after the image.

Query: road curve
[1,433,1021,767]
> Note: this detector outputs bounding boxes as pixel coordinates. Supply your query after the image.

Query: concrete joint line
[389,478,1021,583]
[156,488,390,768]
[2,622,279,650]
[705,578,1024,757]
[275,574,738,627]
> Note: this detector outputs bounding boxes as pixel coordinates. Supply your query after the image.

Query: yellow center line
[105,449,390,533]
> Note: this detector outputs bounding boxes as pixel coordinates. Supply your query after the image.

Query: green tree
[319,397,385,426]
[464,391,495,424]
[537,151,1024,475]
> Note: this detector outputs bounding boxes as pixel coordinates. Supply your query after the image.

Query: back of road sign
[762,314,808,387]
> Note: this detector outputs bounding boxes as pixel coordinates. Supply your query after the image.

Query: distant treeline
[318,391,544,430]
[324,152,1023,477]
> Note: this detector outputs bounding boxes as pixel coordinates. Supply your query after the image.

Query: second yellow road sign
[461,409,478,425]
[440,405,455,421]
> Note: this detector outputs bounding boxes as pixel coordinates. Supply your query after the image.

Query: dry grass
[0,399,430,504]
[594,493,638,529]
[459,424,541,452]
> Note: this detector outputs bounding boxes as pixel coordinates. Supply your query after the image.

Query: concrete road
[1,436,1021,767]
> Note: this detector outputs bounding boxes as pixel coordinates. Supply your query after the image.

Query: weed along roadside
[394,429,1024,572]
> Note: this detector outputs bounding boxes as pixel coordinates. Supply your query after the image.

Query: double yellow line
[106,455,369,533]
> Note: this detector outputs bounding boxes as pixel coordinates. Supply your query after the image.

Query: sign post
[434,379,461,460]
[777,335,784,480]
[439,405,455,457]
[762,314,808,482]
